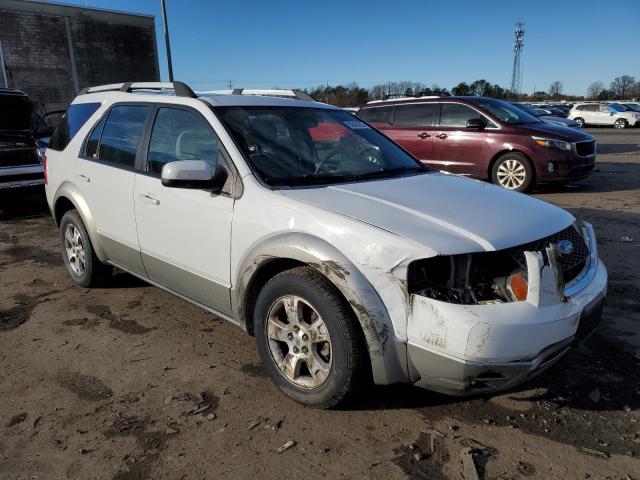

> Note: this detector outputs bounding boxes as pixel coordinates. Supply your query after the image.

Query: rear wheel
[491,153,534,192]
[59,210,112,287]
[254,266,367,408]
[574,117,585,128]
[614,118,628,129]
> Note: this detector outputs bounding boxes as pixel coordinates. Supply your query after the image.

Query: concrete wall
[0,0,160,113]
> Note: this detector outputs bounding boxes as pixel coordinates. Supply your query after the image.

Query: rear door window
[439,104,482,127]
[394,104,439,126]
[48,102,101,151]
[96,105,151,168]
[147,107,219,175]
[357,107,395,125]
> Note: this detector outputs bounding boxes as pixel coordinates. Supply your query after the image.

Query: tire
[491,152,534,192]
[614,118,628,129]
[254,266,367,408]
[59,210,112,287]
[574,117,585,128]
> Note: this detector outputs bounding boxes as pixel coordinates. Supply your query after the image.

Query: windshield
[215,106,429,187]
[609,104,628,112]
[470,99,541,125]
[511,103,542,117]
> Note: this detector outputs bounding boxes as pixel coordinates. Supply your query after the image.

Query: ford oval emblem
[558,239,574,255]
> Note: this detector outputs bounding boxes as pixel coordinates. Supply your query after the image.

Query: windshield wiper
[359,166,427,178]
[266,166,429,187]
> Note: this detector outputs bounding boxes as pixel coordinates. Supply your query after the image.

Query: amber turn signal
[508,272,528,301]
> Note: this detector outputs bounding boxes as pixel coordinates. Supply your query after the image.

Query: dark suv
[357,97,596,191]
[0,88,50,194]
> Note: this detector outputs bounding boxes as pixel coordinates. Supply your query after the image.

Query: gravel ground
[1,128,639,480]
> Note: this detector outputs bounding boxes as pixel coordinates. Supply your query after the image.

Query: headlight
[407,253,529,304]
[532,136,572,151]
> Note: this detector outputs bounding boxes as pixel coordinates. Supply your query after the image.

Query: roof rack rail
[79,81,197,98]
[224,88,317,102]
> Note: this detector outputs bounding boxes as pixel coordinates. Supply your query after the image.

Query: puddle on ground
[87,305,155,335]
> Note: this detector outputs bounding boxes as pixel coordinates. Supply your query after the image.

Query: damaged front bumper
[406,222,607,395]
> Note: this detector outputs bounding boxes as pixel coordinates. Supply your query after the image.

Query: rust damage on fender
[314,259,389,356]
[315,259,351,282]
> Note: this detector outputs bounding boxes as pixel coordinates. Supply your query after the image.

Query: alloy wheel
[64,224,86,276]
[266,295,332,389]
[496,159,527,190]
[614,119,626,129]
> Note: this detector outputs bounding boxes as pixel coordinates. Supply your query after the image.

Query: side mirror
[161,160,228,191]
[34,126,54,139]
[466,118,487,130]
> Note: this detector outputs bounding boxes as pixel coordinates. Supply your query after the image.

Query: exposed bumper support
[405,222,607,395]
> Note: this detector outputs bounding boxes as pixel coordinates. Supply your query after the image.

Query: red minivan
[357,97,596,191]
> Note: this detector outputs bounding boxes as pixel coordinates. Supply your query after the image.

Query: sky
[53,0,639,96]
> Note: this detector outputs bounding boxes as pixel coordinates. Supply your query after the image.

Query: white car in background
[44,82,607,408]
[568,102,640,128]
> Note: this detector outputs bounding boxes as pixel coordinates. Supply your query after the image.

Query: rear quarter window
[48,102,101,151]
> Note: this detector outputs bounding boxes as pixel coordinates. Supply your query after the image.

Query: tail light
[43,155,48,185]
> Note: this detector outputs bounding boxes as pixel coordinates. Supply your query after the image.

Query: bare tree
[610,75,635,99]
[586,81,604,99]
[548,81,563,98]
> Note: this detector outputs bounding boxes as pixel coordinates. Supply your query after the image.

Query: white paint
[45,88,609,387]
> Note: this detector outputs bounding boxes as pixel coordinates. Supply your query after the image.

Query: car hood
[0,95,33,131]
[279,173,575,254]
[514,121,593,142]
[540,115,578,126]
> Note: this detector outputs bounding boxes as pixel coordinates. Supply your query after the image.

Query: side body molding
[53,181,108,262]
[233,232,408,385]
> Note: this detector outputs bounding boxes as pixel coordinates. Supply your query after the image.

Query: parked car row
[511,103,581,129]
[356,96,596,192]
[568,102,640,128]
[42,81,607,407]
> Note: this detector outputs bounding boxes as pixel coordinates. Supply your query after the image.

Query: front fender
[233,232,408,385]
[53,181,107,262]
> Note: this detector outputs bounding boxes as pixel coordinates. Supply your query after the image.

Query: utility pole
[160,0,174,82]
[510,21,525,97]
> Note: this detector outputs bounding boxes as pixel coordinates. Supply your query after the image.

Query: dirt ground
[1,128,639,480]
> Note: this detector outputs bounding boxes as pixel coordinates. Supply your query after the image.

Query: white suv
[44,82,607,408]
[568,102,640,128]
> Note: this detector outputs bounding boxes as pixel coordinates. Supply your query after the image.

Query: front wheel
[614,118,628,129]
[574,117,585,128]
[254,266,367,408]
[491,153,534,192]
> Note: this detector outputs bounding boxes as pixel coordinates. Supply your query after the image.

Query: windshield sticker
[343,120,370,130]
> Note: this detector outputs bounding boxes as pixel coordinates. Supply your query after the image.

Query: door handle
[436,133,448,140]
[78,174,90,183]
[138,193,160,205]
[417,132,431,139]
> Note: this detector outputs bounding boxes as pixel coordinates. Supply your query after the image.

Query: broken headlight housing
[407,224,590,305]
[407,252,529,304]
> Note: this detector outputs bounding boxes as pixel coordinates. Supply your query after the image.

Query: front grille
[575,141,595,157]
[505,226,589,283]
